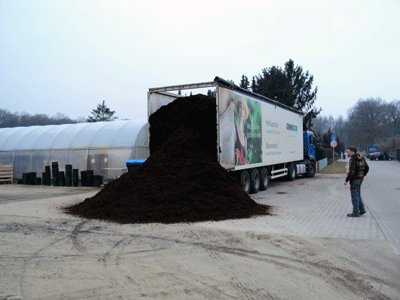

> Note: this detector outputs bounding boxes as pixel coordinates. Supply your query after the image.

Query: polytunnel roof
[0,120,147,151]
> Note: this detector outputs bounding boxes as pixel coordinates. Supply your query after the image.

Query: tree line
[0,101,117,128]
[313,98,400,154]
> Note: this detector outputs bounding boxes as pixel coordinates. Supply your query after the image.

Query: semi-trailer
[147,76,316,194]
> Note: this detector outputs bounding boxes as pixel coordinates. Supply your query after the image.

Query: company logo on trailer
[286,123,298,132]
[265,120,279,128]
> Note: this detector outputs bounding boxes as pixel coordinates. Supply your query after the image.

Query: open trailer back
[148,76,316,194]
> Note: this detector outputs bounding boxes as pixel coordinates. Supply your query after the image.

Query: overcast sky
[1,0,399,123]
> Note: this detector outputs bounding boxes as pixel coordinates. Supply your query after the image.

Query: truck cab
[303,130,316,160]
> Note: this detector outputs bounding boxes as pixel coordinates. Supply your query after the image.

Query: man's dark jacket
[345,153,369,183]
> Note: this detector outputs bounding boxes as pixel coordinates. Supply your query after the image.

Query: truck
[147,76,316,194]
[367,145,379,159]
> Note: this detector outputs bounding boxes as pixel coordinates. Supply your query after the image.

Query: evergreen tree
[335,135,344,154]
[87,100,118,122]
[322,128,333,148]
[239,75,250,90]
[250,59,321,127]
[251,76,256,91]
[207,89,216,97]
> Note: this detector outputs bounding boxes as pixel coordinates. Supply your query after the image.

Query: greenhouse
[0,120,148,184]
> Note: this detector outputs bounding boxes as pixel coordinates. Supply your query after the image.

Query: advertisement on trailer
[218,87,303,170]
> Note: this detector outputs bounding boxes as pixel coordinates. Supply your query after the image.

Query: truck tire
[259,167,269,191]
[239,170,251,194]
[250,168,260,194]
[287,163,296,181]
[308,161,316,177]
[304,161,316,178]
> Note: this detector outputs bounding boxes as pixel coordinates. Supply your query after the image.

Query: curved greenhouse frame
[0,120,149,182]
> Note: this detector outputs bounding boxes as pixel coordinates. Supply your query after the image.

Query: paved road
[204,158,400,255]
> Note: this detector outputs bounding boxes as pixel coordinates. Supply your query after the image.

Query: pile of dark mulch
[65,94,271,224]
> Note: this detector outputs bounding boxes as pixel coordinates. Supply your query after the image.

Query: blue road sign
[331,135,337,141]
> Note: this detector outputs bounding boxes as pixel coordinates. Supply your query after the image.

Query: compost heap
[65,94,271,224]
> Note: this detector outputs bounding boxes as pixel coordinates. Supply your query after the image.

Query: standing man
[344,146,369,217]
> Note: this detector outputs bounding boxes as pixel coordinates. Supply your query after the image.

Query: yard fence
[317,158,328,172]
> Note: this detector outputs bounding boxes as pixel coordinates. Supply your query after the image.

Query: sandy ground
[0,161,399,300]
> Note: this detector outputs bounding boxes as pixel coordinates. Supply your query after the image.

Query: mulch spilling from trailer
[65,94,271,224]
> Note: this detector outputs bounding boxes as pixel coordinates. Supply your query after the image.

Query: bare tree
[345,98,395,149]
[385,100,400,136]
[0,109,19,128]
[312,115,335,136]
[0,108,77,128]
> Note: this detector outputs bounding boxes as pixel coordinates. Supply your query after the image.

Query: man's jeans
[350,179,366,216]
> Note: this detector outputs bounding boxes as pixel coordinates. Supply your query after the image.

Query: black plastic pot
[81,171,87,187]
[93,175,103,187]
[58,171,65,186]
[22,173,29,185]
[86,170,94,187]
[73,169,79,187]
[52,162,59,186]
[29,172,36,185]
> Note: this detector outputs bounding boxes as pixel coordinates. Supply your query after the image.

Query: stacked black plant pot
[22,173,29,185]
[86,170,94,187]
[29,172,36,185]
[58,171,65,186]
[52,162,59,186]
[93,175,103,187]
[44,166,51,186]
[19,161,103,188]
[73,169,79,187]
[65,164,72,187]
[81,171,87,187]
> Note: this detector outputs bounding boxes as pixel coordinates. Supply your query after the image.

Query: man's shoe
[347,213,360,217]
[360,211,366,215]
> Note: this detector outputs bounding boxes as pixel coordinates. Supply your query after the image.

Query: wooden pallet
[0,164,13,184]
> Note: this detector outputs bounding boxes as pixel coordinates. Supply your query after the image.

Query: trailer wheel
[239,170,251,194]
[287,163,296,181]
[250,168,260,194]
[259,167,269,191]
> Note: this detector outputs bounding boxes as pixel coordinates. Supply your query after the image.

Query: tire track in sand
[193,228,395,300]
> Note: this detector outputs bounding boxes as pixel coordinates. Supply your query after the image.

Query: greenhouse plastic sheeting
[0,120,148,181]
